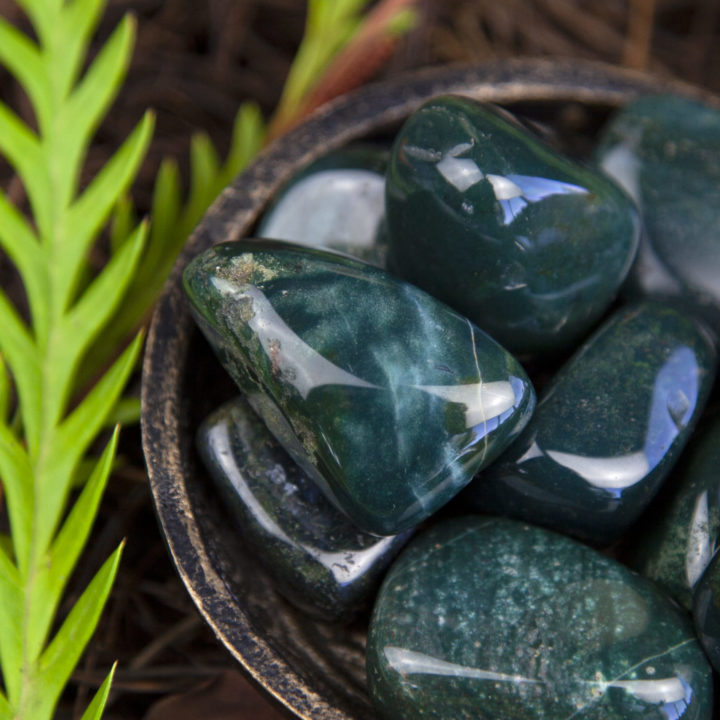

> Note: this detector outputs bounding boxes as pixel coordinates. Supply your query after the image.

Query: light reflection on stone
[211,279,379,400]
[198,398,414,621]
[600,142,642,202]
[259,169,385,250]
[436,155,484,191]
[464,303,715,546]
[544,449,650,491]
[435,150,592,228]
[489,173,589,226]
[383,643,691,705]
[539,345,700,494]
[414,380,516,428]
[685,490,713,589]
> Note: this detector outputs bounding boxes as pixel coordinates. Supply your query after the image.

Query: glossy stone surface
[694,551,720,673]
[368,516,712,720]
[385,95,640,355]
[462,302,716,546]
[596,95,720,335]
[257,146,388,266]
[197,397,412,621]
[631,415,720,610]
[184,240,535,536]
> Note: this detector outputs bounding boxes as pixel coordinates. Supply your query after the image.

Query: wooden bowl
[141,59,709,719]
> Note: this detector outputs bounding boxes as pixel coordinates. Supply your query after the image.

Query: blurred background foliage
[0,0,717,717]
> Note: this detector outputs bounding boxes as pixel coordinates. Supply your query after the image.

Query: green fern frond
[79,101,266,387]
[0,1,416,717]
[0,356,11,423]
[79,663,117,720]
[0,1,149,717]
[276,0,371,122]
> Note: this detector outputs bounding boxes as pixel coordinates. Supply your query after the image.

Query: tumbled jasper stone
[184,240,534,536]
[385,95,639,355]
[368,516,712,720]
[462,302,716,546]
[632,415,720,610]
[694,551,720,673]
[197,397,412,622]
[596,95,720,334]
[257,146,388,266]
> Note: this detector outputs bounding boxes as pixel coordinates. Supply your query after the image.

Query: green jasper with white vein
[694,550,720,674]
[183,239,535,536]
[632,414,720,609]
[196,397,413,622]
[385,95,640,356]
[596,94,720,334]
[462,302,716,546]
[367,516,713,720]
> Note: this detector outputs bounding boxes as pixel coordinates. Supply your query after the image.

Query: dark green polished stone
[197,397,412,622]
[632,415,720,610]
[184,240,535,536]
[461,302,716,546]
[596,95,720,335]
[367,516,712,720]
[257,146,388,266]
[694,550,720,673]
[385,95,640,355]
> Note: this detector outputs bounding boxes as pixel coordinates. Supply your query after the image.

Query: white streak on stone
[600,144,641,203]
[436,156,485,192]
[414,381,516,428]
[516,440,545,464]
[385,646,688,705]
[384,647,541,685]
[603,677,687,704]
[544,449,650,489]
[487,173,523,200]
[212,279,378,399]
[686,490,713,589]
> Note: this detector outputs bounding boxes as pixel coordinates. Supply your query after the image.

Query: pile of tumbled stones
[184,93,720,719]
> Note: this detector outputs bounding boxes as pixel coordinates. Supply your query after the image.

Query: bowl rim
[140,58,714,719]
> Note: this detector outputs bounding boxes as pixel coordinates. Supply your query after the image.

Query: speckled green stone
[197,397,412,622]
[184,240,535,536]
[596,95,720,334]
[462,302,716,546]
[632,415,720,610]
[385,95,640,355]
[257,146,388,266]
[368,516,712,720]
[694,550,720,673]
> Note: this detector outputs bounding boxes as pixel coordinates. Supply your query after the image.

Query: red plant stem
[266,0,419,142]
